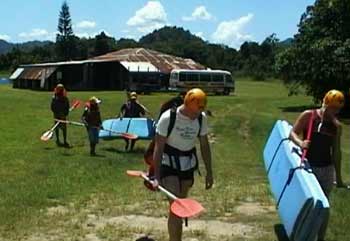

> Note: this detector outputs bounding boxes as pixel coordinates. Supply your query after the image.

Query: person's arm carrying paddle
[152,133,167,188]
[199,134,213,189]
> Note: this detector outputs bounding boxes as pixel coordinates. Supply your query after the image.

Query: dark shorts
[160,165,195,183]
[311,165,335,197]
[87,128,99,144]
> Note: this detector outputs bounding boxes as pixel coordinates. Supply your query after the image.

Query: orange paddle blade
[70,100,81,110]
[121,133,138,140]
[171,198,205,218]
[126,170,144,177]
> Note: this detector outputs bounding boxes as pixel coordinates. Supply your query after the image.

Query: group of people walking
[51,84,148,155]
[50,83,347,241]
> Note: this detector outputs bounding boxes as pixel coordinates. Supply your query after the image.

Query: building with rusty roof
[10,48,206,91]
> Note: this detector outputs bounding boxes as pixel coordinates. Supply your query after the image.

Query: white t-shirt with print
[156,108,208,171]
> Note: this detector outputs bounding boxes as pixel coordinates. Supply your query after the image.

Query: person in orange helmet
[152,88,213,241]
[289,89,348,241]
[51,83,70,147]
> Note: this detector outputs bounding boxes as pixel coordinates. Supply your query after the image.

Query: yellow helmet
[130,91,137,100]
[89,96,101,104]
[184,88,207,112]
[323,89,344,108]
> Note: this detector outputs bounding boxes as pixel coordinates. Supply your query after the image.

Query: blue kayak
[99,118,155,140]
[263,120,329,241]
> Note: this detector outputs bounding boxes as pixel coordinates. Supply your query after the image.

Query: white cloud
[194,32,205,40]
[76,29,112,39]
[0,34,11,41]
[211,13,254,48]
[18,28,55,41]
[182,6,213,21]
[127,1,168,33]
[76,20,96,29]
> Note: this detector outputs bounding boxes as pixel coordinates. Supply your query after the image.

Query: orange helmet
[184,88,207,112]
[323,89,344,108]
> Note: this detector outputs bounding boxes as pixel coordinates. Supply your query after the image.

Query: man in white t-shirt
[153,88,213,241]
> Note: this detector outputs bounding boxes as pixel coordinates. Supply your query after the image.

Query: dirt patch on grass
[235,202,275,216]
[46,205,70,216]
[84,214,257,240]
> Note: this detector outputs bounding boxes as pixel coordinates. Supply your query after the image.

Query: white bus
[169,69,234,95]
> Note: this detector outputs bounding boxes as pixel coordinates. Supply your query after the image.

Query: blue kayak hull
[99,118,155,140]
[263,120,329,241]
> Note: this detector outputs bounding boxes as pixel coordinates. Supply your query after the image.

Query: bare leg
[161,176,193,241]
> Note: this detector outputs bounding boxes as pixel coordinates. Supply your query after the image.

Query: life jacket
[143,107,203,191]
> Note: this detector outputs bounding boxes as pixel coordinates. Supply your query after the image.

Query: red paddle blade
[40,130,53,141]
[121,133,138,140]
[171,198,205,218]
[72,100,81,108]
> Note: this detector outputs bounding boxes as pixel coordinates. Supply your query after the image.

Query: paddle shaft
[55,119,137,138]
[43,100,81,137]
[140,172,178,200]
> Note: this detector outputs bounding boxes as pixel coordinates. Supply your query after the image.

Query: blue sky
[0,0,315,49]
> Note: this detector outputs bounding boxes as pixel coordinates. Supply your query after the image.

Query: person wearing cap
[289,89,348,241]
[82,96,103,156]
[51,83,70,147]
[119,92,147,151]
[152,88,213,241]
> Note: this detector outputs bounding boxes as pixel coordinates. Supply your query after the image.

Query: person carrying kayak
[51,83,70,147]
[152,88,213,241]
[289,89,348,241]
[119,92,148,151]
[82,96,103,156]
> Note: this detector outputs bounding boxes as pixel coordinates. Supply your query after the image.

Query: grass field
[0,71,10,78]
[0,80,349,241]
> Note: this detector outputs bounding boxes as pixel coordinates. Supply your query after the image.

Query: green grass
[0,70,10,78]
[0,80,350,240]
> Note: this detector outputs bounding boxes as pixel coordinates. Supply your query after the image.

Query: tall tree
[276,0,350,101]
[55,1,78,60]
[94,32,116,56]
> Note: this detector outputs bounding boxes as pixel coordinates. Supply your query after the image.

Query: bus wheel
[223,88,230,95]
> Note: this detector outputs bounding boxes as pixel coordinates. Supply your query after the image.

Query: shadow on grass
[135,237,155,241]
[103,147,146,154]
[279,105,318,113]
[274,224,290,241]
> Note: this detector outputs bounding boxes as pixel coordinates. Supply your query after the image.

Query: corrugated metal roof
[120,61,159,72]
[91,48,205,74]
[17,67,57,80]
[20,59,111,67]
[9,68,24,79]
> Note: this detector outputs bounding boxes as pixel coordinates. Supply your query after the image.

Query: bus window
[179,72,186,82]
[212,74,224,82]
[200,73,211,82]
[187,72,199,82]
[170,72,179,82]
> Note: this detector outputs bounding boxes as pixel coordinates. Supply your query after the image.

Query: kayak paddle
[126,170,204,218]
[40,100,81,141]
[55,119,138,140]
